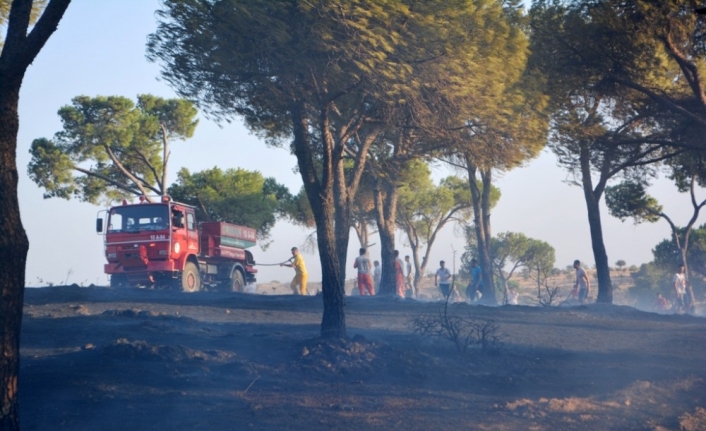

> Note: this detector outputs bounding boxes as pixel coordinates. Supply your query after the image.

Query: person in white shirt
[573,260,590,304]
[434,260,452,299]
[673,264,687,312]
[353,248,374,295]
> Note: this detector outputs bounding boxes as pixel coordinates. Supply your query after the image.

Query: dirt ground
[20,284,706,431]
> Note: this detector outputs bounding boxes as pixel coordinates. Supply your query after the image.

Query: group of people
[358,248,413,297]
[433,258,483,303]
[281,246,419,297]
[282,246,594,304]
[284,248,697,312]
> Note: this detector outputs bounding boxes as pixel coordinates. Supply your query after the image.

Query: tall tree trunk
[334,158,352,289]
[466,160,496,304]
[373,179,399,295]
[0,72,29,431]
[1,1,72,427]
[317,209,347,337]
[291,101,345,338]
[480,169,496,303]
[680,177,701,311]
[579,145,613,303]
[410,243,423,297]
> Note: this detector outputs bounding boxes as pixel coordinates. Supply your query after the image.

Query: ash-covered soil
[20,286,706,431]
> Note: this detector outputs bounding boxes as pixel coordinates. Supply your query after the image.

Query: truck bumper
[105,260,178,274]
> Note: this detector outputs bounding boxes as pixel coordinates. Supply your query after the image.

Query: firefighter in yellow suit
[281,247,308,295]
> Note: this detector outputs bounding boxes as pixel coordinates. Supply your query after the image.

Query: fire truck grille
[119,244,165,259]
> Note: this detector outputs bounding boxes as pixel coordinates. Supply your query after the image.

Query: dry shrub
[410,302,504,353]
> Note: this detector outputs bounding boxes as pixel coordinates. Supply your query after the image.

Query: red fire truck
[96,196,257,292]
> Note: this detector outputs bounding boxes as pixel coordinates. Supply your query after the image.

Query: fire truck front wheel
[110,275,128,289]
[181,262,201,293]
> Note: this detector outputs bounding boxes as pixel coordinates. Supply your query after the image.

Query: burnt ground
[19,285,706,431]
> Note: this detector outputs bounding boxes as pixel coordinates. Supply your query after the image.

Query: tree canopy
[27,94,198,204]
[147,0,528,336]
[527,0,697,303]
[425,1,549,304]
[168,167,292,244]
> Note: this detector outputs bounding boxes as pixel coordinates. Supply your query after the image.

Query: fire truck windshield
[107,204,170,233]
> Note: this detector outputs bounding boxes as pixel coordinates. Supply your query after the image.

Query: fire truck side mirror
[96,218,104,233]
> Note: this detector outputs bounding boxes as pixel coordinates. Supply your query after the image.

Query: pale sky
[16,0,698,286]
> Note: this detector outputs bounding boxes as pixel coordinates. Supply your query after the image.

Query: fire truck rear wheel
[181,262,201,293]
[228,269,245,292]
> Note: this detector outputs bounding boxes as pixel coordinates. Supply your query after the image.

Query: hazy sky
[16,0,699,286]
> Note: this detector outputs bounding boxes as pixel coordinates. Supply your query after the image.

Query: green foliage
[168,167,292,242]
[27,94,198,204]
[397,161,473,243]
[462,230,555,282]
[523,239,556,277]
[629,225,706,307]
[445,0,548,171]
[531,0,706,151]
[605,182,663,224]
[149,0,433,138]
[666,152,706,193]
[286,187,316,229]
[653,224,706,279]
[615,260,627,270]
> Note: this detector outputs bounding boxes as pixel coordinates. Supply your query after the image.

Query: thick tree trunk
[0,75,29,431]
[377,220,397,295]
[334,160,352,289]
[373,179,399,296]
[291,102,345,338]
[480,169,496,304]
[466,161,496,304]
[579,146,613,303]
[0,2,72,427]
[583,194,612,302]
[317,211,347,337]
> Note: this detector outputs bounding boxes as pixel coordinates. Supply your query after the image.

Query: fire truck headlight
[108,253,117,259]
[173,242,181,254]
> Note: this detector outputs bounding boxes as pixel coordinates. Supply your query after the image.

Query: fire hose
[254,257,294,267]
